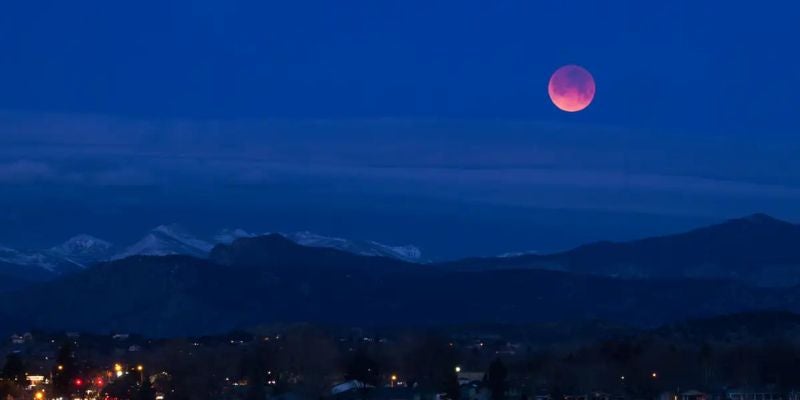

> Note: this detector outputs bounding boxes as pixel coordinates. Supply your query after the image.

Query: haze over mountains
[3,214,800,336]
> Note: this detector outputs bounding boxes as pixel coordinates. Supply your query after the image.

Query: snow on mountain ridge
[153,224,214,252]
[366,240,422,261]
[281,231,424,263]
[0,245,81,272]
[214,228,255,244]
[498,250,539,258]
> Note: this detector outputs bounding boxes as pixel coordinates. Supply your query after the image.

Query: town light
[454,366,461,373]
[137,365,144,372]
[114,363,123,372]
[57,365,63,371]
[34,391,44,400]
[651,372,658,378]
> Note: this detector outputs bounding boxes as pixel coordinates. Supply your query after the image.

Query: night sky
[0,1,798,259]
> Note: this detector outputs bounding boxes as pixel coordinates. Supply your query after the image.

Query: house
[26,375,45,388]
[726,388,782,400]
[457,371,484,386]
[460,381,490,400]
[565,392,612,400]
[331,380,371,395]
[564,391,612,400]
[681,390,708,400]
[330,386,420,400]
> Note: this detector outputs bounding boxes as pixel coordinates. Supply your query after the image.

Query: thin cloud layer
[2,111,800,222]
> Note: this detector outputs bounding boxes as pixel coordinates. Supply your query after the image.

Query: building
[727,388,782,400]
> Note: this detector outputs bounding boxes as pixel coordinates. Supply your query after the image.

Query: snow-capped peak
[48,234,114,267]
[50,234,112,256]
[113,224,213,260]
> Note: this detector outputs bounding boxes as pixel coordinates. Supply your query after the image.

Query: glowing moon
[548,64,595,112]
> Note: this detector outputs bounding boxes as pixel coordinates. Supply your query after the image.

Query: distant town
[2,312,800,400]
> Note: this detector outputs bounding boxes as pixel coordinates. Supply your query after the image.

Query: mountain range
[0,225,425,281]
[3,213,800,336]
[444,213,800,287]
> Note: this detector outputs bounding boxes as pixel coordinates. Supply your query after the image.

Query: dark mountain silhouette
[3,232,800,336]
[656,310,800,342]
[0,237,431,336]
[0,261,56,292]
[444,214,800,286]
[209,233,423,276]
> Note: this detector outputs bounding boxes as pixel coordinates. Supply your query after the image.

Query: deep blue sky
[0,1,799,258]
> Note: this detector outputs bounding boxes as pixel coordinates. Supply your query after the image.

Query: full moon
[548,64,595,112]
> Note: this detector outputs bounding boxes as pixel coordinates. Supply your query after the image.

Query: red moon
[548,64,595,112]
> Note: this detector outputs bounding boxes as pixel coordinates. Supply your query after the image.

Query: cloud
[0,159,159,186]
[0,160,56,183]
[3,110,800,219]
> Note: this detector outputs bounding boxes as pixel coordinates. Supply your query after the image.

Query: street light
[390,374,397,387]
[454,366,461,373]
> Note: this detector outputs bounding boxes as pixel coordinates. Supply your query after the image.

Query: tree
[104,372,139,400]
[52,342,78,398]
[241,352,266,400]
[0,380,22,400]
[442,367,460,400]
[403,335,460,399]
[345,350,381,400]
[345,350,380,386]
[135,378,156,400]
[1,353,25,383]
[485,358,507,400]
